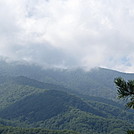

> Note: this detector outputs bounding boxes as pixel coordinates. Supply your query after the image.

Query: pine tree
[114,77,134,109]
[114,77,134,134]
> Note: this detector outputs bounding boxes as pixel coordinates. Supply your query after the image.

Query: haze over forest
[0,0,134,72]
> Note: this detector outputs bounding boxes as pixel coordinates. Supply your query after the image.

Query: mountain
[0,60,134,133]
[0,88,134,134]
[1,90,126,122]
[1,60,134,100]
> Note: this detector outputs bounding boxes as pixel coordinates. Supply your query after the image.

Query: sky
[0,0,134,72]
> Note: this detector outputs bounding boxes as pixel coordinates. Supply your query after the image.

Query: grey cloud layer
[0,0,134,72]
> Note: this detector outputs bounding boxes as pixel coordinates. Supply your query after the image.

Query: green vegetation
[0,88,134,134]
[0,126,79,134]
[115,77,134,109]
[1,60,133,100]
[127,130,134,134]
[0,61,134,134]
[0,83,44,110]
[37,108,134,134]
[115,77,134,134]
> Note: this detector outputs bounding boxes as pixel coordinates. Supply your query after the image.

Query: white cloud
[0,0,134,72]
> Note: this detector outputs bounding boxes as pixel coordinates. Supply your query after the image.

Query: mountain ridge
[0,61,134,133]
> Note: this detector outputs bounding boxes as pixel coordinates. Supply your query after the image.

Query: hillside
[0,126,79,134]
[0,89,134,134]
[1,60,134,100]
[0,61,134,133]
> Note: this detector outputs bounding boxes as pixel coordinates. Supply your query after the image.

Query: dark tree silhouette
[114,77,134,109]
[114,77,134,134]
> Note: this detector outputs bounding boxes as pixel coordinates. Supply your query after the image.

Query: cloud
[0,0,134,72]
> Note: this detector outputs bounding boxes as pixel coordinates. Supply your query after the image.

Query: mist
[0,0,134,72]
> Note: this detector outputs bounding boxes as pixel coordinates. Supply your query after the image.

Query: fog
[0,0,134,72]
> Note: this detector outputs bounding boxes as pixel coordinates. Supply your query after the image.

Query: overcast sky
[0,0,134,72]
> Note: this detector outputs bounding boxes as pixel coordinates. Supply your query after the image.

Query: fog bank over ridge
[0,0,134,72]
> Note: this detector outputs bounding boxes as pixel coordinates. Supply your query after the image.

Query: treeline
[37,108,134,134]
[0,126,80,134]
[0,89,134,134]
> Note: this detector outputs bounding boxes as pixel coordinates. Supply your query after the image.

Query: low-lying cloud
[0,0,134,72]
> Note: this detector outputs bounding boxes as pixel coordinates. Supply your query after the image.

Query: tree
[114,77,134,134]
[114,77,134,109]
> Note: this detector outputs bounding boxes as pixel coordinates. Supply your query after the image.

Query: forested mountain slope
[0,60,134,133]
[0,60,134,100]
[0,126,79,134]
[0,89,134,134]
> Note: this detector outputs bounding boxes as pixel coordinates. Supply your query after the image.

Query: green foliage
[0,90,68,122]
[1,89,134,122]
[0,126,79,134]
[0,83,43,110]
[1,61,134,134]
[114,77,134,109]
[115,77,134,134]
[87,100,134,121]
[0,89,134,134]
[0,90,109,122]
[37,108,134,134]
[127,130,134,134]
